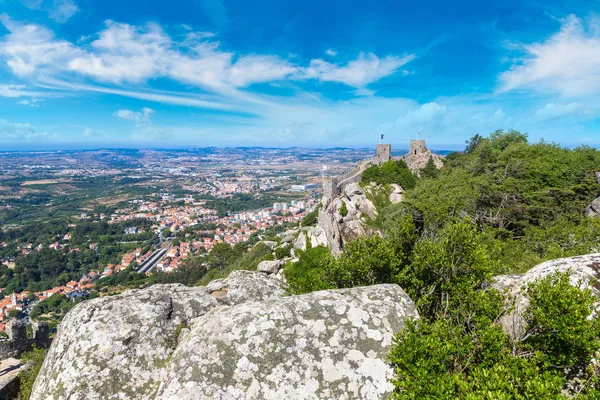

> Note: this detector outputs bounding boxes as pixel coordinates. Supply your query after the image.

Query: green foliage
[419,156,439,179]
[196,242,273,285]
[390,272,600,399]
[274,245,291,260]
[524,272,600,369]
[339,201,348,217]
[30,293,78,320]
[301,206,320,227]
[362,160,417,189]
[407,130,600,235]
[404,220,500,321]
[18,345,47,400]
[327,214,417,288]
[284,246,334,294]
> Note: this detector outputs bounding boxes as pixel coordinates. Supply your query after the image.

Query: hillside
[22,130,600,399]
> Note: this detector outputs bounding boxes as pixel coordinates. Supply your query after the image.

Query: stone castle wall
[322,141,442,202]
[0,320,52,359]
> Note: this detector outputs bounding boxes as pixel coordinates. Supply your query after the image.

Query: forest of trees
[0,218,157,293]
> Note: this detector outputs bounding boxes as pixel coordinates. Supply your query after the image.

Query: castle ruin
[322,139,443,203]
[0,319,52,359]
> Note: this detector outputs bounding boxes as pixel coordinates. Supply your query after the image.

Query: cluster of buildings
[0,276,96,333]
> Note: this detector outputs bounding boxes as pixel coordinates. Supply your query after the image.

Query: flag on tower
[380,134,385,140]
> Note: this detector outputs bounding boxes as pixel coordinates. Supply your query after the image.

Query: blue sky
[0,0,599,150]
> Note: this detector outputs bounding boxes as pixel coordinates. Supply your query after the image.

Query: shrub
[284,247,334,294]
[18,345,47,400]
[524,271,600,369]
[339,201,348,217]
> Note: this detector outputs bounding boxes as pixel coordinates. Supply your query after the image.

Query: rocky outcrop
[31,275,418,400]
[206,270,287,305]
[158,284,417,399]
[256,259,285,274]
[492,253,600,339]
[316,182,401,256]
[585,196,600,218]
[0,358,29,400]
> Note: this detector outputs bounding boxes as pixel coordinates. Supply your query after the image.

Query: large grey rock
[309,225,329,248]
[30,284,219,400]
[389,184,404,204]
[293,231,307,251]
[31,280,418,400]
[585,197,600,218]
[261,241,278,250]
[157,284,419,399]
[343,182,364,197]
[256,260,285,274]
[206,270,288,305]
[492,253,600,339]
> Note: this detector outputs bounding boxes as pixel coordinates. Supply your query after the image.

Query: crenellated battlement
[0,319,52,359]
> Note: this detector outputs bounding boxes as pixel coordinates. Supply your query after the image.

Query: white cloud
[21,0,79,23]
[0,17,413,102]
[82,127,97,137]
[17,98,41,107]
[0,118,57,142]
[533,102,597,121]
[48,0,79,23]
[325,49,337,57]
[113,107,169,141]
[0,84,27,97]
[499,15,600,97]
[0,14,81,76]
[113,107,155,123]
[302,53,416,88]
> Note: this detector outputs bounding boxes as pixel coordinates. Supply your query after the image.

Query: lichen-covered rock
[157,284,418,400]
[585,196,600,218]
[256,260,285,274]
[206,270,288,305]
[30,284,219,400]
[31,278,418,400]
[492,253,600,339]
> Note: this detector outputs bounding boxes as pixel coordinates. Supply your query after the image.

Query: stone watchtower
[409,140,427,156]
[376,144,391,165]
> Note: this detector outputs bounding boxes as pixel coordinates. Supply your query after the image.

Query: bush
[389,271,600,399]
[338,201,348,217]
[18,345,47,399]
[302,206,320,227]
[362,160,417,189]
[403,220,500,321]
[284,247,334,294]
[274,245,291,260]
[524,271,600,369]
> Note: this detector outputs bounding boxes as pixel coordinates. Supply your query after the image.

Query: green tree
[419,156,439,179]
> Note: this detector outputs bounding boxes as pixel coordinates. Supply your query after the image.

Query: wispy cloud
[0,83,44,97]
[0,118,58,142]
[17,98,42,107]
[21,0,79,23]
[302,53,416,88]
[0,16,415,109]
[48,0,79,23]
[498,14,600,97]
[113,107,170,141]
